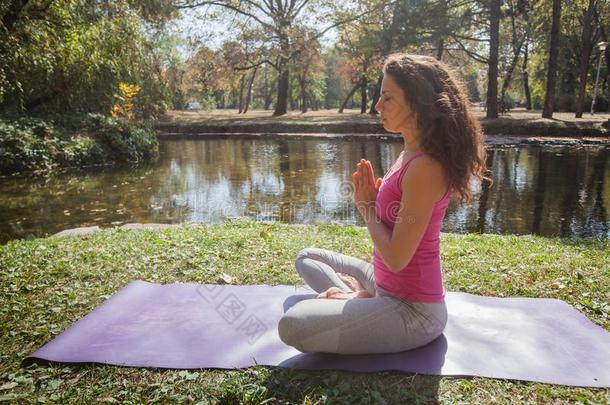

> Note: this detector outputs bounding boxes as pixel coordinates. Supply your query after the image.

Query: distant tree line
[1,0,609,119]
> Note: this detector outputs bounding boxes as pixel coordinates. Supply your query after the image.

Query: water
[1,138,608,244]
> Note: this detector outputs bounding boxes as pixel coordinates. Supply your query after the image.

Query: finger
[366,161,375,185]
[358,162,368,184]
[375,177,382,190]
[366,161,375,181]
[361,162,372,188]
[356,161,364,176]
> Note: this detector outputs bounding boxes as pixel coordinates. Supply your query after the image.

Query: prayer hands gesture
[352,159,382,219]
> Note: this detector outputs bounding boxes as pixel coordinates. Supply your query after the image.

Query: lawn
[158,108,610,126]
[154,108,610,139]
[0,220,608,403]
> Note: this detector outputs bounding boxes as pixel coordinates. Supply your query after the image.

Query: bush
[0,114,158,175]
[499,93,516,114]
[199,95,218,111]
[81,113,159,163]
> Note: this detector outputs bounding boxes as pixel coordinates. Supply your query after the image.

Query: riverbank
[0,220,608,402]
[0,114,159,176]
[155,109,610,143]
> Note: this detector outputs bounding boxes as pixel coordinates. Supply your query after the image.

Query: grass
[0,220,609,403]
[155,108,610,138]
[158,108,610,126]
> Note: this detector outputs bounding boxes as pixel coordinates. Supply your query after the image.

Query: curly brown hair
[382,53,493,205]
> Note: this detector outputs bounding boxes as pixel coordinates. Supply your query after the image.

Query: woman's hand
[352,159,382,219]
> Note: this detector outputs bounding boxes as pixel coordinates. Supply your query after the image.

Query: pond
[0,138,608,244]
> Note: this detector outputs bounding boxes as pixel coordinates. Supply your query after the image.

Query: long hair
[382,53,492,205]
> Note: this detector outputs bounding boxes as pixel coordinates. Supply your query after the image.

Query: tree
[575,0,600,117]
[486,0,501,118]
[542,0,562,118]
[0,0,178,116]
[499,0,532,113]
[175,0,382,115]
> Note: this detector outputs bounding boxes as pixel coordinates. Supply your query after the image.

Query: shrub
[0,114,159,175]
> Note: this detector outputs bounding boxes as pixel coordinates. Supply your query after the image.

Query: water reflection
[0,138,608,243]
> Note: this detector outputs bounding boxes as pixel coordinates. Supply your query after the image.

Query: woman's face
[375,74,416,133]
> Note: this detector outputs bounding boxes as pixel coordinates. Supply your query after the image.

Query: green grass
[1,220,609,403]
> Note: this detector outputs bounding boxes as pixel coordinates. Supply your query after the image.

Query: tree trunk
[368,74,383,115]
[486,0,501,119]
[592,4,610,112]
[522,41,532,110]
[237,74,246,114]
[273,64,289,115]
[299,76,307,113]
[273,35,290,116]
[606,47,610,112]
[499,41,524,113]
[263,64,272,110]
[339,80,363,113]
[436,38,444,60]
[575,0,596,118]
[360,75,368,114]
[243,66,258,114]
[542,0,562,119]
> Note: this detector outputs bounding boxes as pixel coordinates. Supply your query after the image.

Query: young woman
[278,53,491,354]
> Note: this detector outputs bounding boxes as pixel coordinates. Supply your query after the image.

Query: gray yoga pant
[278,247,448,354]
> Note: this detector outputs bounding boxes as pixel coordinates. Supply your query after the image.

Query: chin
[383,123,401,134]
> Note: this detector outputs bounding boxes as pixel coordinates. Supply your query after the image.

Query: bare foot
[337,272,365,292]
[317,287,373,299]
[317,287,357,300]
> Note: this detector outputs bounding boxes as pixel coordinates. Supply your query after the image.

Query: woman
[278,53,491,354]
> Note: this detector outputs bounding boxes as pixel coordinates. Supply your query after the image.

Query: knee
[295,247,315,263]
[277,314,306,351]
[294,247,318,270]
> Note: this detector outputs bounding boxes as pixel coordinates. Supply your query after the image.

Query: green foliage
[0,0,178,118]
[464,71,481,103]
[82,114,159,163]
[0,114,158,175]
[197,95,218,111]
[499,93,515,113]
[530,81,545,110]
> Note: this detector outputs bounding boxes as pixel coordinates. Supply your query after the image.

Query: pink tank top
[373,150,452,303]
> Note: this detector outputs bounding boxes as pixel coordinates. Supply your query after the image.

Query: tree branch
[235,58,279,71]
[449,34,489,63]
[173,1,273,30]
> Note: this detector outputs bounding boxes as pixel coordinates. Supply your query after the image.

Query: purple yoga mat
[24,280,610,388]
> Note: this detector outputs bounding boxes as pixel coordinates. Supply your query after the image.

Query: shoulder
[400,154,446,199]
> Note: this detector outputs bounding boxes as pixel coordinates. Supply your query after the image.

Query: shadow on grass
[224,367,448,404]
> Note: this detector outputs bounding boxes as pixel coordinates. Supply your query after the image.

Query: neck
[401,131,421,154]
[398,117,422,153]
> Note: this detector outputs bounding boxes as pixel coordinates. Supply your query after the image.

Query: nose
[375,97,383,113]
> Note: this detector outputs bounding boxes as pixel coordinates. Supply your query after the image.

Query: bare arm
[357,158,445,273]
